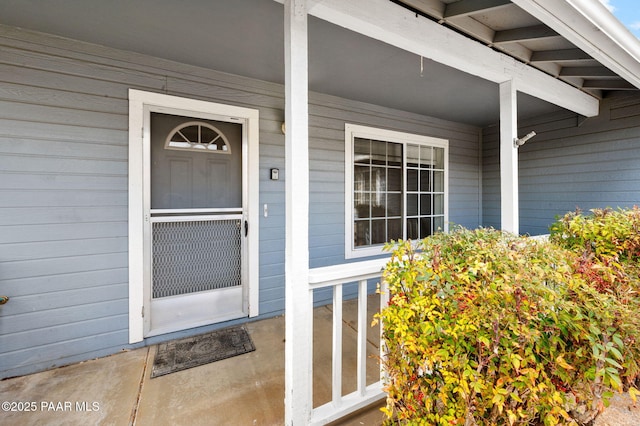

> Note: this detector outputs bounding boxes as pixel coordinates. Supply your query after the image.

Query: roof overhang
[5,0,640,125]
[285,0,599,117]
[512,0,640,91]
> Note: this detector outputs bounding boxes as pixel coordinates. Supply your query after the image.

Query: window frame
[344,123,449,259]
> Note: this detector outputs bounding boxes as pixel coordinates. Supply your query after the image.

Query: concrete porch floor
[0,297,386,426]
[3,292,639,426]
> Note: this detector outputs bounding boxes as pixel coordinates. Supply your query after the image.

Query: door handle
[244,220,248,237]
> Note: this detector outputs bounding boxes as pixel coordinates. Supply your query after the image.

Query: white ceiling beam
[446,15,495,43]
[444,0,511,19]
[530,48,592,63]
[560,66,618,78]
[493,24,559,44]
[396,0,445,20]
[281,0,598,117]
[511,0,640,90]
[583,80,636,90]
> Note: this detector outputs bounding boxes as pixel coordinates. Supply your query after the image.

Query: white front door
[127,90,260,342]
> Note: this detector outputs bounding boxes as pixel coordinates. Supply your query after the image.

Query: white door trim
[128,89,260,343]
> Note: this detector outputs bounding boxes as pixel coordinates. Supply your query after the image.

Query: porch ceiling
[0,0,637,127]
[398,0,640,95]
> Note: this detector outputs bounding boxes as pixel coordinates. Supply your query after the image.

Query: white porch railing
[306,258,390,425]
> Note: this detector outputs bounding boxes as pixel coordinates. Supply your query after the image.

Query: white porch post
[284,0,312,424]
[500,80,519,234]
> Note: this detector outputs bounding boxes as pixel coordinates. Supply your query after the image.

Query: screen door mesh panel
[152,219,242,298]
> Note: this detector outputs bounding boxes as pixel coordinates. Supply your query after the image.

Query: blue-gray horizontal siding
[0,24,480,378]
[0,24,288,378]
[482,94,640,235]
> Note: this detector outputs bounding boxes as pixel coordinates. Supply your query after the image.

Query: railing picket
[379,279,389,383]
[332,283,343,405]
[306,258,388,425]
[357,279,368,395]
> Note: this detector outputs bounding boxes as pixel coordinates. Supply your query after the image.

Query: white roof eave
[274,0,599,117]
[512,0,640,91]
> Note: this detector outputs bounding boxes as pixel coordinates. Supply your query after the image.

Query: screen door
[147,112,246,335]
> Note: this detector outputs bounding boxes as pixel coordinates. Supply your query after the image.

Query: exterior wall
[482,93,640,235]
[0,24,480,378]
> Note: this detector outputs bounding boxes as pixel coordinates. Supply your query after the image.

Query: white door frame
[128,89,260,343]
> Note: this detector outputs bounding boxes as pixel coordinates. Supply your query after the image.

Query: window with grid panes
[345,124,448,258]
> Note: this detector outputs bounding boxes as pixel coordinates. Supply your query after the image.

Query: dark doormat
[151,325,255,378]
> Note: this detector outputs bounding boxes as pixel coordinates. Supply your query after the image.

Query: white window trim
[344,123,449,259]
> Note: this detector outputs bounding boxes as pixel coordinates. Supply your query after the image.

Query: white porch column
[500,80,519,234]
[284,0,313,424]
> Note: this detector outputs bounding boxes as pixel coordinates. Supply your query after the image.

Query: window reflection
[352,135,446,251]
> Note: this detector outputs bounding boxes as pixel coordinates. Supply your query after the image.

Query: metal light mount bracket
[514,131,536,148]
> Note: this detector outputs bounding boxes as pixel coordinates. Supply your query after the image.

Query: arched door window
[165,121,232,154]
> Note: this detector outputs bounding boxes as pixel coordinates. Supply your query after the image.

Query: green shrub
[550,207,640,263]
[378,227,639,425]
[550,207,640,295]
[550,206,640,387]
